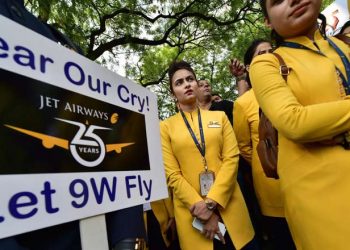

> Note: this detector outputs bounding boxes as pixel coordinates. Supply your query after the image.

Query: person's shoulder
[250,50,287,80]
[202,108,226,119]
[211,99,232,109]
[160,117,170,133]
[160,113,179,126]
[220,99,233,104]
[235,89,254,104]
[219,99,233,106]
[332,34,350,51]
[234,90,259,115]
[251,48,287,67]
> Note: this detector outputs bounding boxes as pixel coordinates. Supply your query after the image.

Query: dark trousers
[236,157,264,247]
[106,205,147,248]
[147,210,180,250]
[214,234,260,250]
[263,216,296,250]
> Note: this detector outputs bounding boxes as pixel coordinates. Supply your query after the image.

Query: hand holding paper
[192,217,226,243]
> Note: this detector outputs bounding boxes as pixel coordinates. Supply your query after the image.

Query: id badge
[199,170,215,196]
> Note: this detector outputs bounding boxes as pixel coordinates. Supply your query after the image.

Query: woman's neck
[283,23,319,42]
[179,102,197,112]
[197,99,212,110]
[197,95,212,110]
[303,23,319,40]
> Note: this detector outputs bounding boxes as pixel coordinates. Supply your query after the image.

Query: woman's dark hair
[244,39,270,66]
[244,39,270,88]
[318,13,327,37]
[259,0,327,45]
[168,60,196,94]
[340,20,350,34]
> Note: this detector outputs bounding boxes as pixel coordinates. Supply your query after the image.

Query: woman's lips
[185,89,193,95]
[289,2,310,17]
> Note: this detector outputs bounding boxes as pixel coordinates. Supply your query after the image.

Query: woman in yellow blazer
[251,0,350,249]
[160,60,255,250]
[234,89,285,216]
[234,39,295,250]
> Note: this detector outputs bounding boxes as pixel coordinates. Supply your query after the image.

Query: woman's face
[171,69,197,105]
[254,42,273,57]
[265,0,321,39]
[246,42,273,72]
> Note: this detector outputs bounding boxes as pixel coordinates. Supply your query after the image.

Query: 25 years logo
[5,117,134,167]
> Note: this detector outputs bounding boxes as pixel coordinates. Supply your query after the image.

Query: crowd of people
[0,1,146,249]
[1,0,350,249]
[151,0,350,250]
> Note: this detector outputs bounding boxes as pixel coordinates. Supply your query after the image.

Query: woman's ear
[264,17,272,29]
[245,65,250,72]
[171,93,178,103]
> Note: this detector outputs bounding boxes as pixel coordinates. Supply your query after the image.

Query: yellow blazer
[160,109,254,250]
[250,30,350,249]
[234,89,284,217]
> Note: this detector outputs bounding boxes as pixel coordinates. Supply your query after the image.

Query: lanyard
[180,108,208,171]
[281,38,350,95]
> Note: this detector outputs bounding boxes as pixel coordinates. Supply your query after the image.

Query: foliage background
[25,0,334,119]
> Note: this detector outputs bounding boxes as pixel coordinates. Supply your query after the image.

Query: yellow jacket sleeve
[164,189,174,218]
[250,54,350,143]
[233,98,253,165]
[160,121,203,209]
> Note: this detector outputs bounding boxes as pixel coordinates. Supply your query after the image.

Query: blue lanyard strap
[327,38,350,90]
[180,108,206,163]
[281,39,350,95]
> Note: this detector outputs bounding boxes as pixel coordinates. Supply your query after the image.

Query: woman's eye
[271,0,283,5]
[258,48,274,55]
[174,80,182,86]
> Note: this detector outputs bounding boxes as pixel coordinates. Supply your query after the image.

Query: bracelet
[205,199,217,211]
[235,73,246,81]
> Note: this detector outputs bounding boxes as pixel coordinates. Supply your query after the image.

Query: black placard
[0,69,150,174]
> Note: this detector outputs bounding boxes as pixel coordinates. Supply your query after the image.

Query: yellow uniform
[250,30,350,249]
[160,109,254,250]
[233,89,284,217]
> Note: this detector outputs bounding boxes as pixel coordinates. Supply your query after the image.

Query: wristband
[205,199,217,211]
[235,73,246,81]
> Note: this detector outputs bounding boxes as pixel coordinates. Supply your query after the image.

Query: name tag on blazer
[208,121,221,128]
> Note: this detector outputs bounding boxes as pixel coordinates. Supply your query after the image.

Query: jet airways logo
[5,118,134,167]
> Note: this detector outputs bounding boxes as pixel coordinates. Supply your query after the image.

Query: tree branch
[87,8,253,60]
[87,0,198,53]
